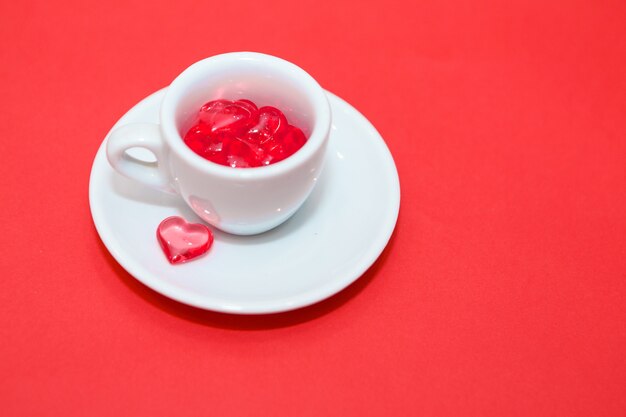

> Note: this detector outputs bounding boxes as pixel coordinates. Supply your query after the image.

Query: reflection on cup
[188,195,220,225]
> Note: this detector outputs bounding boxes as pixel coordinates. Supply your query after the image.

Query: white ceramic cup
[106,52,331,235]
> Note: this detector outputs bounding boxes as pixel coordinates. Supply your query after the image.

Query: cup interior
[165,54,321,147]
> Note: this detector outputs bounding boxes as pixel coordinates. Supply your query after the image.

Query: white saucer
[89,88,400,314]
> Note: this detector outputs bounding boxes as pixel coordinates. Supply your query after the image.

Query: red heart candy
[281,125,307,153]
[157,216,214,264]
[244,106,289,145]
[184,127,235,166]
[182,99,308,168]
[183,123,215,155]
[198,99,258,135]
[224,137,262,168]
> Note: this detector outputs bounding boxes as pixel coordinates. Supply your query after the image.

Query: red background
[1,0,625,415]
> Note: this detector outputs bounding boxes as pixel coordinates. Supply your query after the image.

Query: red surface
[1,0,625,415]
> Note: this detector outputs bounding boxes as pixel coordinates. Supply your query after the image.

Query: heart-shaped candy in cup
[198,99,258,135]
[224,137,262,168]
[157,216,214,264]
[185,126,234,166]
[263,125,308,164]
[183,99,307,168]
[244,106,289,145]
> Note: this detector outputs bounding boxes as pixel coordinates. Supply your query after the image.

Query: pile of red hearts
[183,99,307,168]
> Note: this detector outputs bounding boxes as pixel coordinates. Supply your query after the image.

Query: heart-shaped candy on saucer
[157,216,213,264]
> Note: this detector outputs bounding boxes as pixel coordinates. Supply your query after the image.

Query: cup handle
[106,123,176,194]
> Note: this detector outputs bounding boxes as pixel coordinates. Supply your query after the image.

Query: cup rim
[160,52,331,180]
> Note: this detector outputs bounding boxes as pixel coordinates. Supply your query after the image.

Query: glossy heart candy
[157,216,213,264]
[183,99,307,168]
[198,99,258,134]
[244,106,289,145]
[260,125,307,165]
